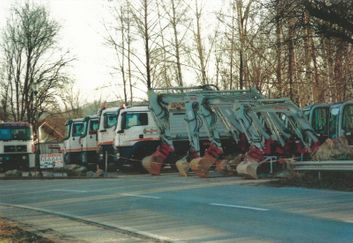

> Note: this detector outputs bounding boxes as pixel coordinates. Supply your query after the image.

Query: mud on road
[0,217,54,243]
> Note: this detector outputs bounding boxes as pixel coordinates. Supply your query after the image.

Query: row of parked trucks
[1,85,351,177]
[62,85,353,178]
[63,105,160,171]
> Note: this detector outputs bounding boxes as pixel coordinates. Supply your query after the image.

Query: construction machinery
[303,101,353,146]
[143,86,319,178]
[143,85,241,175]
[0,122,35,171]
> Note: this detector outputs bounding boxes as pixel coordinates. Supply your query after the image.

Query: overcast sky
[0,0,224,105]
[0,0,121,104]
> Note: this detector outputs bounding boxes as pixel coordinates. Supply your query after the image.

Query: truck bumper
[0,154,30,170]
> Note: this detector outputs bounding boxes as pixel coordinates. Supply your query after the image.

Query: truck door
[71,122,84,152]
[87,119,99,149]
[119,112,149,147]
[63,122,72,153]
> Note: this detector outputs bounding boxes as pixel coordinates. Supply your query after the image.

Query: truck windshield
[72,122,84,137]
[0,127,31,141]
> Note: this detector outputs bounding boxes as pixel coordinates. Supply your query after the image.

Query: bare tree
[193,0,208,85]
[0,3,72,128]
[60,83,83,118]
[160,0,191,87]
[110,0,163,90]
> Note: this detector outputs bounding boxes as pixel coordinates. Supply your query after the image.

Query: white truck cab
[63,118,84,164]
[80,115,99,167]
[0,122,34,171]
[97,107,121,169]
[114,106,160,169]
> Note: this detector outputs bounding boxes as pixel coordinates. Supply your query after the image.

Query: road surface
[1,174,353,242]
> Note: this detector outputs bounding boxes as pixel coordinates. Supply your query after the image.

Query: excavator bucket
[142,144,174,175]
[236,147,264,179]
[142,155,162,175]
[175,157,190,177]
[189,157,202,173]
[215,159,228,174]
[190,144,223,178]
[236,161,259,179]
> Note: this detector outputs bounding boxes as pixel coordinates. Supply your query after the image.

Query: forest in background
[106,0,353,107]
[1,0,353,127]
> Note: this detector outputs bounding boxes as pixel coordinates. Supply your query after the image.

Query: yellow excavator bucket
[236,161,259,179]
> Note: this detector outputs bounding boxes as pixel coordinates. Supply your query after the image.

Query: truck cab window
[72,123,84,137]
[64,124,71,140]
[81,121,88,137]
[104,113,118,129]
[312,107,329,135]
[329,108,339,138]
[342,105,353,132]
[122,113,148,130]
[90,120,99,132]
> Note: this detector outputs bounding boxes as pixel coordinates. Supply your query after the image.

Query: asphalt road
[1,174,353,242]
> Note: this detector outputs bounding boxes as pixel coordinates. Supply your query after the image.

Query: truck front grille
[4,145,27,153]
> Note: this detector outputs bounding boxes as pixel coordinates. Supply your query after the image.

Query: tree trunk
[275,11,282,97]
[287,18,295,101]
[194,0,207,85]
[171,0,183,87]
[144,0,152,89]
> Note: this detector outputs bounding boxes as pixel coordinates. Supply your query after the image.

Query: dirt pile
[0,218,53,243]
[312,137,353,161]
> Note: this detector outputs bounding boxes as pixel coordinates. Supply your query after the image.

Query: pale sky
[0,0,224,105]
[0,0,125,104]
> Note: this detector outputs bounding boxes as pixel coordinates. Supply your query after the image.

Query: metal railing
[293,160,353,172]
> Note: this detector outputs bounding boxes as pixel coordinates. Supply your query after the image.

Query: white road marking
[121,193,160,199]
[50,189,88,193]
[210,203,269,211]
